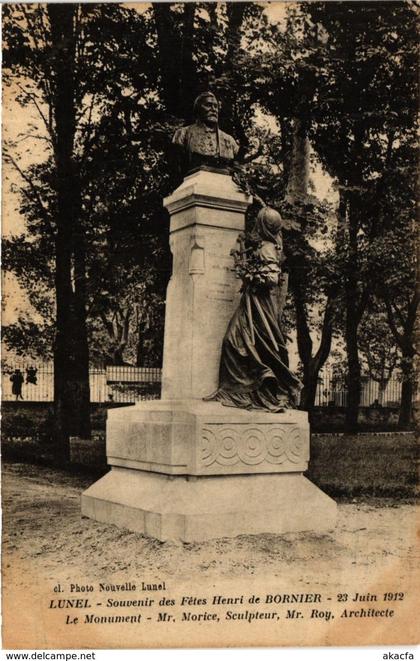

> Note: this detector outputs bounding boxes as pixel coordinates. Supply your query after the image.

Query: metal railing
[2,363,413,408]
[106,365,161,403]
[2,363,161,403]
[314,372,407,408]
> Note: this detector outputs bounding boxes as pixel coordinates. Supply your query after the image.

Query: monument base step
[81,468,337,542]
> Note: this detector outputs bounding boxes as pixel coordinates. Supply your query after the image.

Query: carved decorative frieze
[200,423,306,468]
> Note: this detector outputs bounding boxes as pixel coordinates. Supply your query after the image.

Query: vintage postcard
[2,0,419,651]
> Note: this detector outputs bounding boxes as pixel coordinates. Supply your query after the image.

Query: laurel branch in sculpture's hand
[230,233,282,292]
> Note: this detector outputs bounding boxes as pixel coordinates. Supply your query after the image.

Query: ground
[2,460,419,649]
[3,461,418,581]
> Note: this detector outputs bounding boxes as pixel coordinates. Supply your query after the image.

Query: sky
[124,1,293,21]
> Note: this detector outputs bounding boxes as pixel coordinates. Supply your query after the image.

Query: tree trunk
[48,4,91,452]
[112,348,126,365]
[344,194,364,431]
[413,206,420,429]
[292,279,335,412]
[287,118,335,412]
[72,184,91,438]
[136,312,149,367]
[382,293,418,428]
[49,4,76,458]
[153,4,181,115]
[300,314,335,413]
[222,2,247,145]
[279,117,294,195]
[179,3,196,121]
[345,310,361,430]
[378,380,386,407]
[399,353,414,428]
[300,365,319,412]
[286,117,310,203]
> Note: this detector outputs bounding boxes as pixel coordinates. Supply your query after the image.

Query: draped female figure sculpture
[205,206,302,412]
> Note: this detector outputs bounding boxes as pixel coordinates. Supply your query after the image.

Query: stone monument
[81,92,336,542]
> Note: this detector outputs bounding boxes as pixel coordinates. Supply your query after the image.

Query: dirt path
[3,461,418,584]
[2,461,419,648]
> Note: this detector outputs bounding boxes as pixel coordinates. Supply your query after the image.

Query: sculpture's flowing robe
[207,241,302,412]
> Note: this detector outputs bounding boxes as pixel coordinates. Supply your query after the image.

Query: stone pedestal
[161,170,250,399]
[82,400,336,541]
[82,170,337,541]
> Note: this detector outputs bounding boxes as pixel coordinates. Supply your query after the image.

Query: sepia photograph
[1,0,419,651]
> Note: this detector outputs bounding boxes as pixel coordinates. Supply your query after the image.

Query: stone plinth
[162,169,250,400]
[81,400,337,541]
[105,400,310,475]
[82,469,335,543]
[81,168,337,541]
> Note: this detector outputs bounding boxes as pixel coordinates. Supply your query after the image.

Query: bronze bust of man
[172,92,239,174]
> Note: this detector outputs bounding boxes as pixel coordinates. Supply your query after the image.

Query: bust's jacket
[172,121,239,170]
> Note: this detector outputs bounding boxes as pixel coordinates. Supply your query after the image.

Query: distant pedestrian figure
[26,366,38,385]
[10,369,24,400]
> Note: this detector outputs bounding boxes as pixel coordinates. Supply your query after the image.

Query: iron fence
[2,363,161,403]
[314,371,407,408]
[106,365,161,403]
[2,362,413,408]
[3,363,54,402]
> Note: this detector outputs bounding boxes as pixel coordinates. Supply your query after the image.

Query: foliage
[230,233,282,292]
[358,301,399,385]
[3,4,170,365]
[2,2,418,424]
[257,1,417,421]
[2,316,54,361]
[2,3,267,366]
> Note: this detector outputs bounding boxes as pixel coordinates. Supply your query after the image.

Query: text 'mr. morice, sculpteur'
[172,91,239,173]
